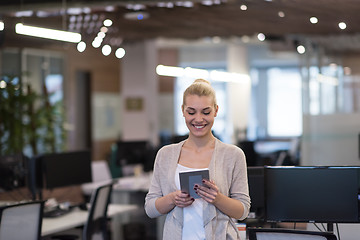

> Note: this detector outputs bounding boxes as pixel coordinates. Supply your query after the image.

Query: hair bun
[194,78,211,85]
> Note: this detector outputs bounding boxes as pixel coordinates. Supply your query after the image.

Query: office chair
[0,201,44,240]
[248,228,338,240]
[52,183,113,240]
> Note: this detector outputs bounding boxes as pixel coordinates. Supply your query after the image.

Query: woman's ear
[214,105,219,117]
[181,105,185,116]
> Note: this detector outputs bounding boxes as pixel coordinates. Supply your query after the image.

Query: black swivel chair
[248,228,338,240]
[0,201,44,240]
[52,183,113,240]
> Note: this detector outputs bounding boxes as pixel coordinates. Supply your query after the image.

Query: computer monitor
[116,140,149,166]
[264,166,360,223]
[41,150,92,189]
[28,150,92,199]
[247,166,265,219]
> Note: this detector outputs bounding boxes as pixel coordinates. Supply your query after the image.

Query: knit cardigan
[144,139,251,240]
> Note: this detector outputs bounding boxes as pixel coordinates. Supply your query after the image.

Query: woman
[145,79,250,239]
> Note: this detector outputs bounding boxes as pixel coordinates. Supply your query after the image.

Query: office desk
[42,204,138,237]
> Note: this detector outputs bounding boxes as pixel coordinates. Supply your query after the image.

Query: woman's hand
[194,179,219,203]
[172,190,195,208]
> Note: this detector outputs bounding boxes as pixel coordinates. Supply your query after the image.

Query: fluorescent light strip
[15,23,81,43]
[156,65,250,83]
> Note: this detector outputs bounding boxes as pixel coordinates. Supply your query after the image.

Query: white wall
[227,43,251,143]
[121,40,159,145]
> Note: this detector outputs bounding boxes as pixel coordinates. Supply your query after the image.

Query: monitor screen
[116,141,148,166]
[265,166,360,223]
[247,166,265,219]
[41,150,92,189]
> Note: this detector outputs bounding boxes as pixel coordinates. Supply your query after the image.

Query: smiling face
[182,94,218,138]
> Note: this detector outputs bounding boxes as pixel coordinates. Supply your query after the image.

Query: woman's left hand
[194,179,219,204]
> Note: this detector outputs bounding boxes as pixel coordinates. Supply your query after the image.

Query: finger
[202,179,215,188]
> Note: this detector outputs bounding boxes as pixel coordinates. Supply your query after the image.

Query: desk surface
[42,204,138,236]
[81,173,152,195]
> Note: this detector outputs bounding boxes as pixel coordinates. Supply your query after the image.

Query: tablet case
[179,169,209,199]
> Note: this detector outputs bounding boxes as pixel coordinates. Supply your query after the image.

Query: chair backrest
[83,183,113,240]
[248,228,338,240]
[0,201,44,240]
[91,160,112,183]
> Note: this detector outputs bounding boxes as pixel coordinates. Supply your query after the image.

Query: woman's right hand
[172,190,194,208]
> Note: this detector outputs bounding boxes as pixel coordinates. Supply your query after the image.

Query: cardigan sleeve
[144,146,166,218]
[226,144,251,220]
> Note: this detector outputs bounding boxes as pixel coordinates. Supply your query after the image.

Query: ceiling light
[0,21,4,31]
[103,19,113,27]
[92,37,102,48]
[278,11,285,18]
[102,45,112,56]
[15,23,81,43]
[296,45,306,54]
[67,8,83,15]
[202,0,213,6]
[97,32,106,39]
[338,22,347,30]
[257,33,266,41]
[156,65,250,83]
[105,6,115,12]
[184,67,209,79]
[77,41,86,52]
[240,5,247,11]
[15,11,33,17]
[310,17,318,24]
[115,48,126,59]
[100,26,108,33]
[175,1,194,7]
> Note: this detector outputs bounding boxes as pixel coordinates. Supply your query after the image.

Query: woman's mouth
[193,124,205,129]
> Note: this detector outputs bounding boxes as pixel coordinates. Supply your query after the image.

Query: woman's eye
[188,112,195,115]
[203,112,210,115]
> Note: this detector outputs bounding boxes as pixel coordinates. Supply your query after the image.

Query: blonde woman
[145,79,250,240]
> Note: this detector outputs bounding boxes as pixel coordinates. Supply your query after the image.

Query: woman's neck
[186,134,216,150]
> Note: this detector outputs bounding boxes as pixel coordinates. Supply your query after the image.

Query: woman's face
[182,94,218,138]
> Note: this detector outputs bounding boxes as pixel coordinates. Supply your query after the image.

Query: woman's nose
[194,113,203,122]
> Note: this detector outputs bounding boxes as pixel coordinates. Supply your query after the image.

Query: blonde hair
[182,79,217,108]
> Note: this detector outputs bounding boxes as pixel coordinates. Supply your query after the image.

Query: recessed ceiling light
[297,45,306,54]
[338,22,347,30]
[77,41,86,52]
[103,19,113,27]
[102,45,112,56]
[257,33,266,41]
[115,48,126,59]
[310,17,318,24]
[240,5,247,11]
[278,11,285,18]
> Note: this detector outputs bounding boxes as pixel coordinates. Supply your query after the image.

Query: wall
[65,45,121,160]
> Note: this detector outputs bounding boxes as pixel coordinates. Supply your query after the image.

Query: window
[267,68,302,137]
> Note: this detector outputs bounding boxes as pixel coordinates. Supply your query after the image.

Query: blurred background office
[0,0,360,239]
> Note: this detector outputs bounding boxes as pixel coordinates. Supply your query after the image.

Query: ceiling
[1,0,360,51]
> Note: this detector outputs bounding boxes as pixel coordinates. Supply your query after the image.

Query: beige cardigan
[145,139,251,240]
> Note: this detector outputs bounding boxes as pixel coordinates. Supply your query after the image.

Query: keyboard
[43,207,71,218]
